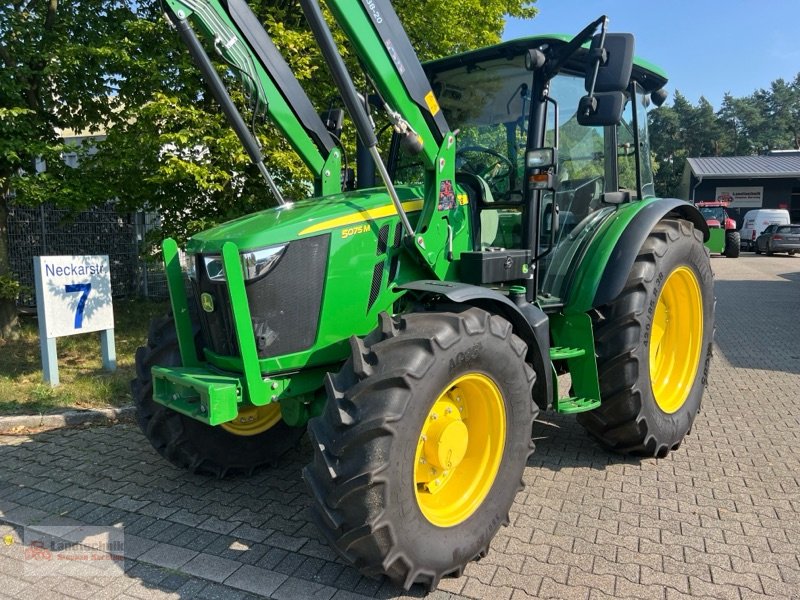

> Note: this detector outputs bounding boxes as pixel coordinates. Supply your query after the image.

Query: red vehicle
[695,201,740,258]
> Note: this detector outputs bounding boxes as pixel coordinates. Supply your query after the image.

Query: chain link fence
[8,203,169,309]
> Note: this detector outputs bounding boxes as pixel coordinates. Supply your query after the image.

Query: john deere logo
[201,292,215,313]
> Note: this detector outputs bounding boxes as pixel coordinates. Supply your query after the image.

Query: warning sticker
[424,91,441,116]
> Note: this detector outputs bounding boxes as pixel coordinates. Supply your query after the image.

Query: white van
[740,209,791,250]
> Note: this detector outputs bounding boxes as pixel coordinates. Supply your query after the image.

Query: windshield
[396,53,532,202]
[699,207,725,222]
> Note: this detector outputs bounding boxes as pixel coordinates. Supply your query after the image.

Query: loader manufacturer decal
[438,180,455,211]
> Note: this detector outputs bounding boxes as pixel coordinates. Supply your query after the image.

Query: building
[681,155,800,226]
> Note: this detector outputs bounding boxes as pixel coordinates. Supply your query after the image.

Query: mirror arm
[585,17,609,99]
[544,15,606,80]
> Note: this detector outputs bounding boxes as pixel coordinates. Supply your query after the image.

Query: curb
[0,406,136,433]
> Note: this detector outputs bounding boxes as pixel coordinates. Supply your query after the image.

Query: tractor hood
[186,185,424,255]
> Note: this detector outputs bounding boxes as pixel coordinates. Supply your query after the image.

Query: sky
[503,0,800,110]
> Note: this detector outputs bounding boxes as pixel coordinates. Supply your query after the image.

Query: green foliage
[0,275,20,302]
[2,0,538,252]
[649,76,800,198]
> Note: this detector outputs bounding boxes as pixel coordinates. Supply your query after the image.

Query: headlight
[241,245,286,280]
[203,244,287,282]
[185,255,197,281]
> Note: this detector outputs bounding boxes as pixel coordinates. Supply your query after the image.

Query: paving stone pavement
[1,254,799,600]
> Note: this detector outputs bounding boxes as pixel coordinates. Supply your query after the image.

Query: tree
[649,77,800,198]
[0,0,150,336]
[0,0,538,337]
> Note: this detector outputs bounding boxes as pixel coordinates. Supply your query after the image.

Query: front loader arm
[323,0,449,172]
[164,0,342,195]
[308,0,467,278]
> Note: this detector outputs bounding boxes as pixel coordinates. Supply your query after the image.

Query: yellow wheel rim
[220,404,282,436]
[649,266,704,414]
[414,373,506,528]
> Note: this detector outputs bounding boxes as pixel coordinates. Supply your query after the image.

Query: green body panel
[163,0,341,194]
[705,228,725,254]
[561,197,663,316]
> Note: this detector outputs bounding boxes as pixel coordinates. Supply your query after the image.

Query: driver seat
[456,172,498,250]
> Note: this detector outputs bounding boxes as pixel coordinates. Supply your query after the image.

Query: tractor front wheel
[577,219,714,457]
[132,315,304,477]
[304,307,537,590]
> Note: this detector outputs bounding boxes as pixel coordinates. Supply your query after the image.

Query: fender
[564,198,709,314]
[399,280,552,410]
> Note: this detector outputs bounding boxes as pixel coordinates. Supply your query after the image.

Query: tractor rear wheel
[304,307,536,590]
[132,315,304,477]
[577,219,714,457]
[724,230,740,258]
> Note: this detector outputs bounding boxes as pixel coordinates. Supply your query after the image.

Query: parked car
[754,224,800,255]
[740,209,791,250]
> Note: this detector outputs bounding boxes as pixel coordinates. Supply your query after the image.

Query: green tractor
[133,0,714,590]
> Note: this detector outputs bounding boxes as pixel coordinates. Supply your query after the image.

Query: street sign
[33,255,116,386]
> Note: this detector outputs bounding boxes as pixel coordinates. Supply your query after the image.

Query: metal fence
[8,203,169,308]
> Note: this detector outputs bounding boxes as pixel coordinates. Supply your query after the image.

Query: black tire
[723,230,740,258]
[304,307,537,590]
[755,245,762,254]
[132,315,304,477]
[577,219,714,457]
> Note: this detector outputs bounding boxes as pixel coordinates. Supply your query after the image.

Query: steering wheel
[456,145,514,197]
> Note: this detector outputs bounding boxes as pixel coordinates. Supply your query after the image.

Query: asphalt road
[1,253,799,600]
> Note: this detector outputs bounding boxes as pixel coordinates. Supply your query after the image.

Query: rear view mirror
[577,91,626,126]
[585,33,634,93]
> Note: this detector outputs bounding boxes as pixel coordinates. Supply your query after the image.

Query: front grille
[193,235,330,359]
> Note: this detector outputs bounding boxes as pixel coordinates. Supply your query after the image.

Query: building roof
[687,156,800,179]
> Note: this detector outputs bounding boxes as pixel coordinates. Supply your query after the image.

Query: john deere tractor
[133,0,714,589]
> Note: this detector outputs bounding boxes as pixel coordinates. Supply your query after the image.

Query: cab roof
[425,34,668,94]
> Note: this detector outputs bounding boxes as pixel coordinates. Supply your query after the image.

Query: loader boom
[163,0,342,195]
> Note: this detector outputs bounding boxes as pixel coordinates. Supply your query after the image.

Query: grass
[0,300,169,416]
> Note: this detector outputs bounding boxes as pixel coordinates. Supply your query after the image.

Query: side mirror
[584,33,634,93]
[651,88,669,107]
[577,91,626,126]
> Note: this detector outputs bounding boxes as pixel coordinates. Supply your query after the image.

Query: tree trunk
[0,192,19,339]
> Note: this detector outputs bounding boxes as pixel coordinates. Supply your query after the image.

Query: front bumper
[157,238,273,427]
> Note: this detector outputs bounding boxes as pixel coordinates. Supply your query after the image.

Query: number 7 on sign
[64,283,92,329]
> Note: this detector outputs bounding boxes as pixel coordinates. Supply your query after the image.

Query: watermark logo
[22,526,125,577]
[3,534,13,546]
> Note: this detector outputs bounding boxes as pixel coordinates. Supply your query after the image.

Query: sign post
[33,255,116,386]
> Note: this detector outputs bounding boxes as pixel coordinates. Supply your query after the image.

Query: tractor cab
[391,32,669,305]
